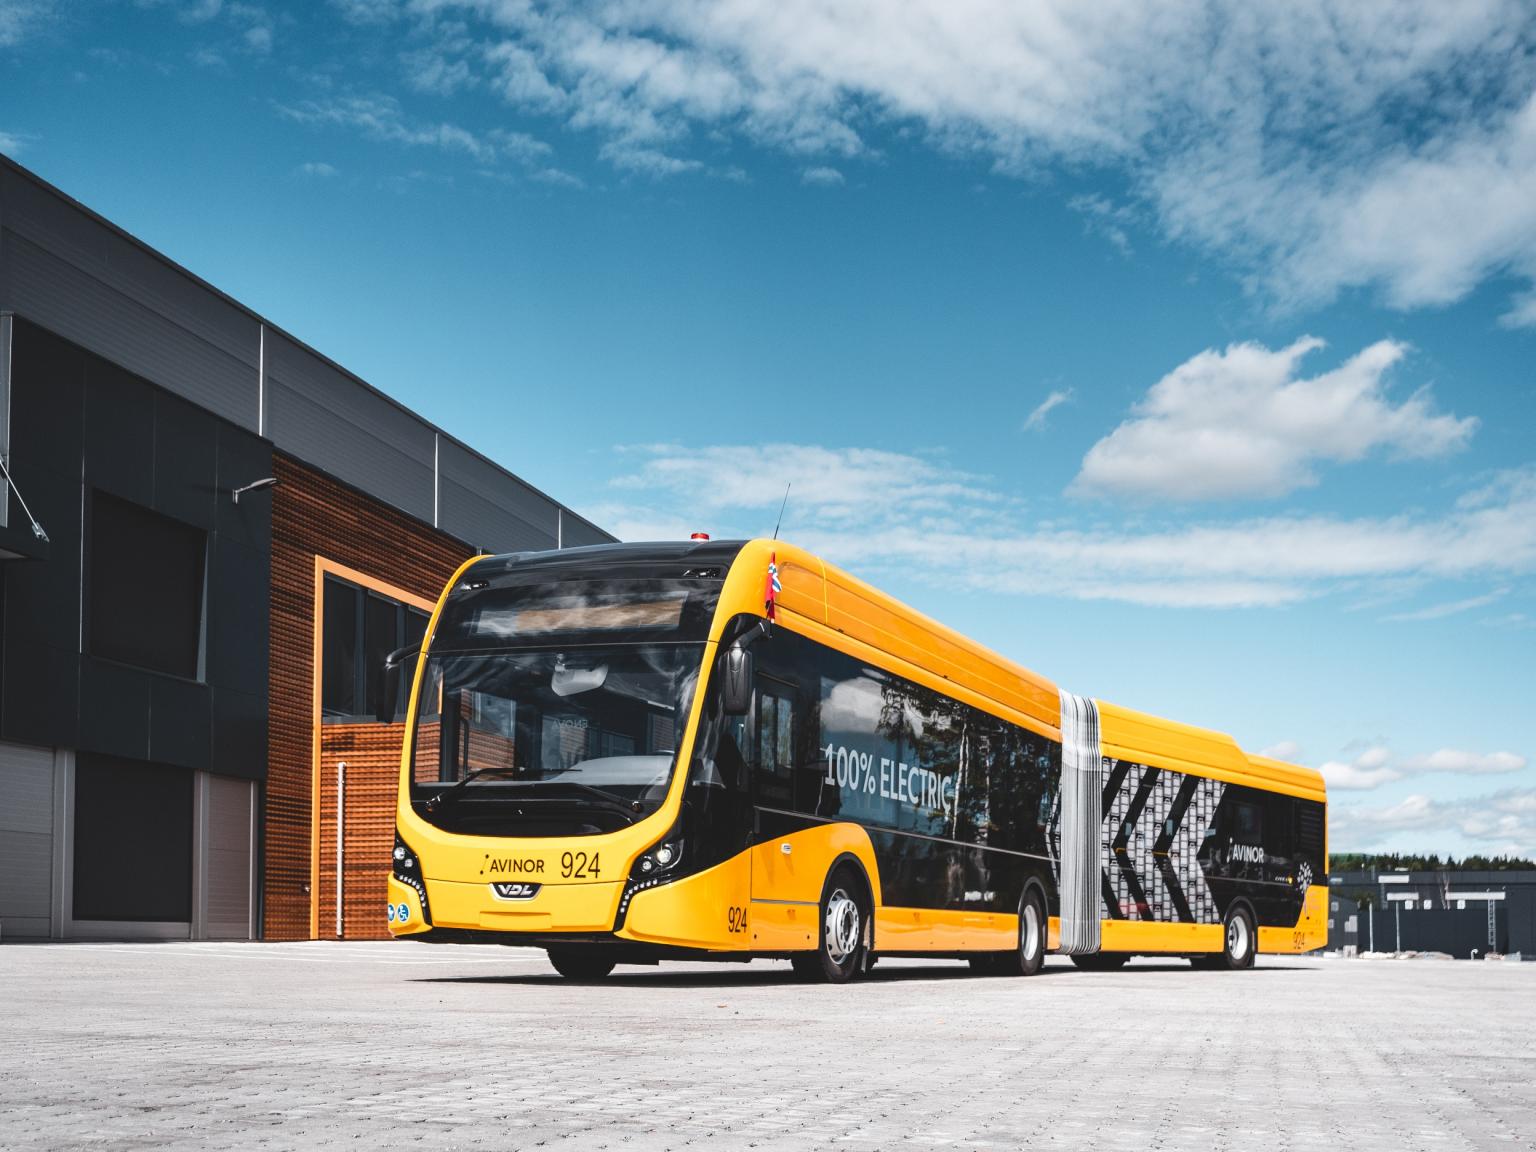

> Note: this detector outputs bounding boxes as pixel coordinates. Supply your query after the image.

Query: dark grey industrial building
[0,155,612,942]
[1326,869,1536,959]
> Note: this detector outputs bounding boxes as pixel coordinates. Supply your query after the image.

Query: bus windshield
[409,644,703,837]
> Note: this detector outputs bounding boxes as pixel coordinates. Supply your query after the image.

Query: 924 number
[727,906,748,934]
[561,851,600,879]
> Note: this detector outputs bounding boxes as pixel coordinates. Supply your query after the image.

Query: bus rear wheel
[799,864,870,984]
[1218,905,1256,970]
[972,889,1047,977]
[547,948,616,980]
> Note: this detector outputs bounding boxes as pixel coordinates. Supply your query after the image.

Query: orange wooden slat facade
[265,453,472,940]
[317,723,410,941]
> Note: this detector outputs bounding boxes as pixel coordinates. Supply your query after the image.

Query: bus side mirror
[375,642,421,723]
[720,644,754,716]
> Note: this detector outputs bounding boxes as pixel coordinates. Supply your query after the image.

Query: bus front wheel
[547,948,616,980]
[796,864,871,984]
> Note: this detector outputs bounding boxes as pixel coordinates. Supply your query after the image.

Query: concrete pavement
[2,942,1532,1150]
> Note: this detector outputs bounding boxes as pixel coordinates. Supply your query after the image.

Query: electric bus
[385,538,1327,981]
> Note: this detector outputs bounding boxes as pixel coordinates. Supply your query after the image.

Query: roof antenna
[772,482,791,540]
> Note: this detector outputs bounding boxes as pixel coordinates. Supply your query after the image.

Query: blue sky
[3,1,1534,857]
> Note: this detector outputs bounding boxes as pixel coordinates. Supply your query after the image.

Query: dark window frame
[85,489,208,682]
[321,573,431,723]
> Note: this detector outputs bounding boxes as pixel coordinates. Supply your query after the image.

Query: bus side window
[1235,800,1263,841]
[753,681,796,809]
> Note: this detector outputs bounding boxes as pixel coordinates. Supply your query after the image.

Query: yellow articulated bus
[385,539,1327,981]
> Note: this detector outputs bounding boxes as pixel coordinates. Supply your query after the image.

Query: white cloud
[1319,745,1525,791]
[1320,747,1400,791]
[278,94,551,168]
[242,23,271,54]
[404,48,476,95]
[0,0,51,46]
[1331,787,1536,856]
[1023,388,1072,432]
[295,161,337,178]
[0,129,25,154]
[1070,195,1135,257]
[612,443,997,527]
[1257,740,1303,762]
[1397,750,1526,776]
[358,1,1536,321]
[1074,338,1476,502]
[598,143,701,176]
[530,166,584,189]
[801,165,844,186]
[1386,588,1508,622]
[596,443,1536,609]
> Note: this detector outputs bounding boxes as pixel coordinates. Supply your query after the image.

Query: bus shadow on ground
[413,960,1309,988]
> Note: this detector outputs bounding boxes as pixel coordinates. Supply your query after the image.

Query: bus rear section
[1052,695,1328,970]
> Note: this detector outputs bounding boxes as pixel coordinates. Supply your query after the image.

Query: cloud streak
[1023,388,1072,432]
[1319,746,1527,792]
[1331,786,1536,856]
[593,441,1536,609]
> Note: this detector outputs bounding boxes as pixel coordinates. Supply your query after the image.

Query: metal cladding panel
[437,438,558,553]
[0,742,54,927]
[0,171,259,429]
[205,774,254,939]
[264,330,434,523]
[561,512,615,548]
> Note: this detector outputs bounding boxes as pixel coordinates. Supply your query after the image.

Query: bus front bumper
[388,875,623,937]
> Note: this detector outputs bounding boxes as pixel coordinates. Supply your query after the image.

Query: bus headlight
[629,838,685,880]
[392,829,432,925]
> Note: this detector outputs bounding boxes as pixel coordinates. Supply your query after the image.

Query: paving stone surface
[2,943,1533,1150]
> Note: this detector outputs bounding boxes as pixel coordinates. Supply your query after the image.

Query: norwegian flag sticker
[765,553,782,620]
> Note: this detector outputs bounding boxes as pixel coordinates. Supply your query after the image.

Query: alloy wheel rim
[1227,916,1249,960]
[825,888,861,965]
[1022,902,1040,961]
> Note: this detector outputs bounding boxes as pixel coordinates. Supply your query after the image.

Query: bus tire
[547,948,616,980]
[809,863,871,984]
[1069,952,1128,971]
[1219,905,1256,970]
[1011,888,1047,976]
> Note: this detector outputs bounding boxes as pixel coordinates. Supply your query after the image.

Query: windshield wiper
[424,766,519,809]
[423,772,643,824]
[533,781,644,823]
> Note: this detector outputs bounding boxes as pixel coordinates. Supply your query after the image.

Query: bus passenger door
[748,677,820,951]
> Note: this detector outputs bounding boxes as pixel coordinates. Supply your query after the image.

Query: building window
[322,574,430,722]
[89,490,206,679]
[73,755,192,922]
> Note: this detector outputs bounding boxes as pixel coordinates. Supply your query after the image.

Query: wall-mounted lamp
[231,476,280,505]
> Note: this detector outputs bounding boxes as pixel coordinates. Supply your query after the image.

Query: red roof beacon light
[690,532,711,541]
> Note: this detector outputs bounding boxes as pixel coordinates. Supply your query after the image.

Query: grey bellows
[1057,692,1103,955]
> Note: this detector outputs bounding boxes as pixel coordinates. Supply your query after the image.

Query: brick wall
[266,453,472,940]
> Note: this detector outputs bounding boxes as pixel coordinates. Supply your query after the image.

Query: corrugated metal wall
[0,158,611,556]
[203,773,256,940]
[0,741,55,939]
